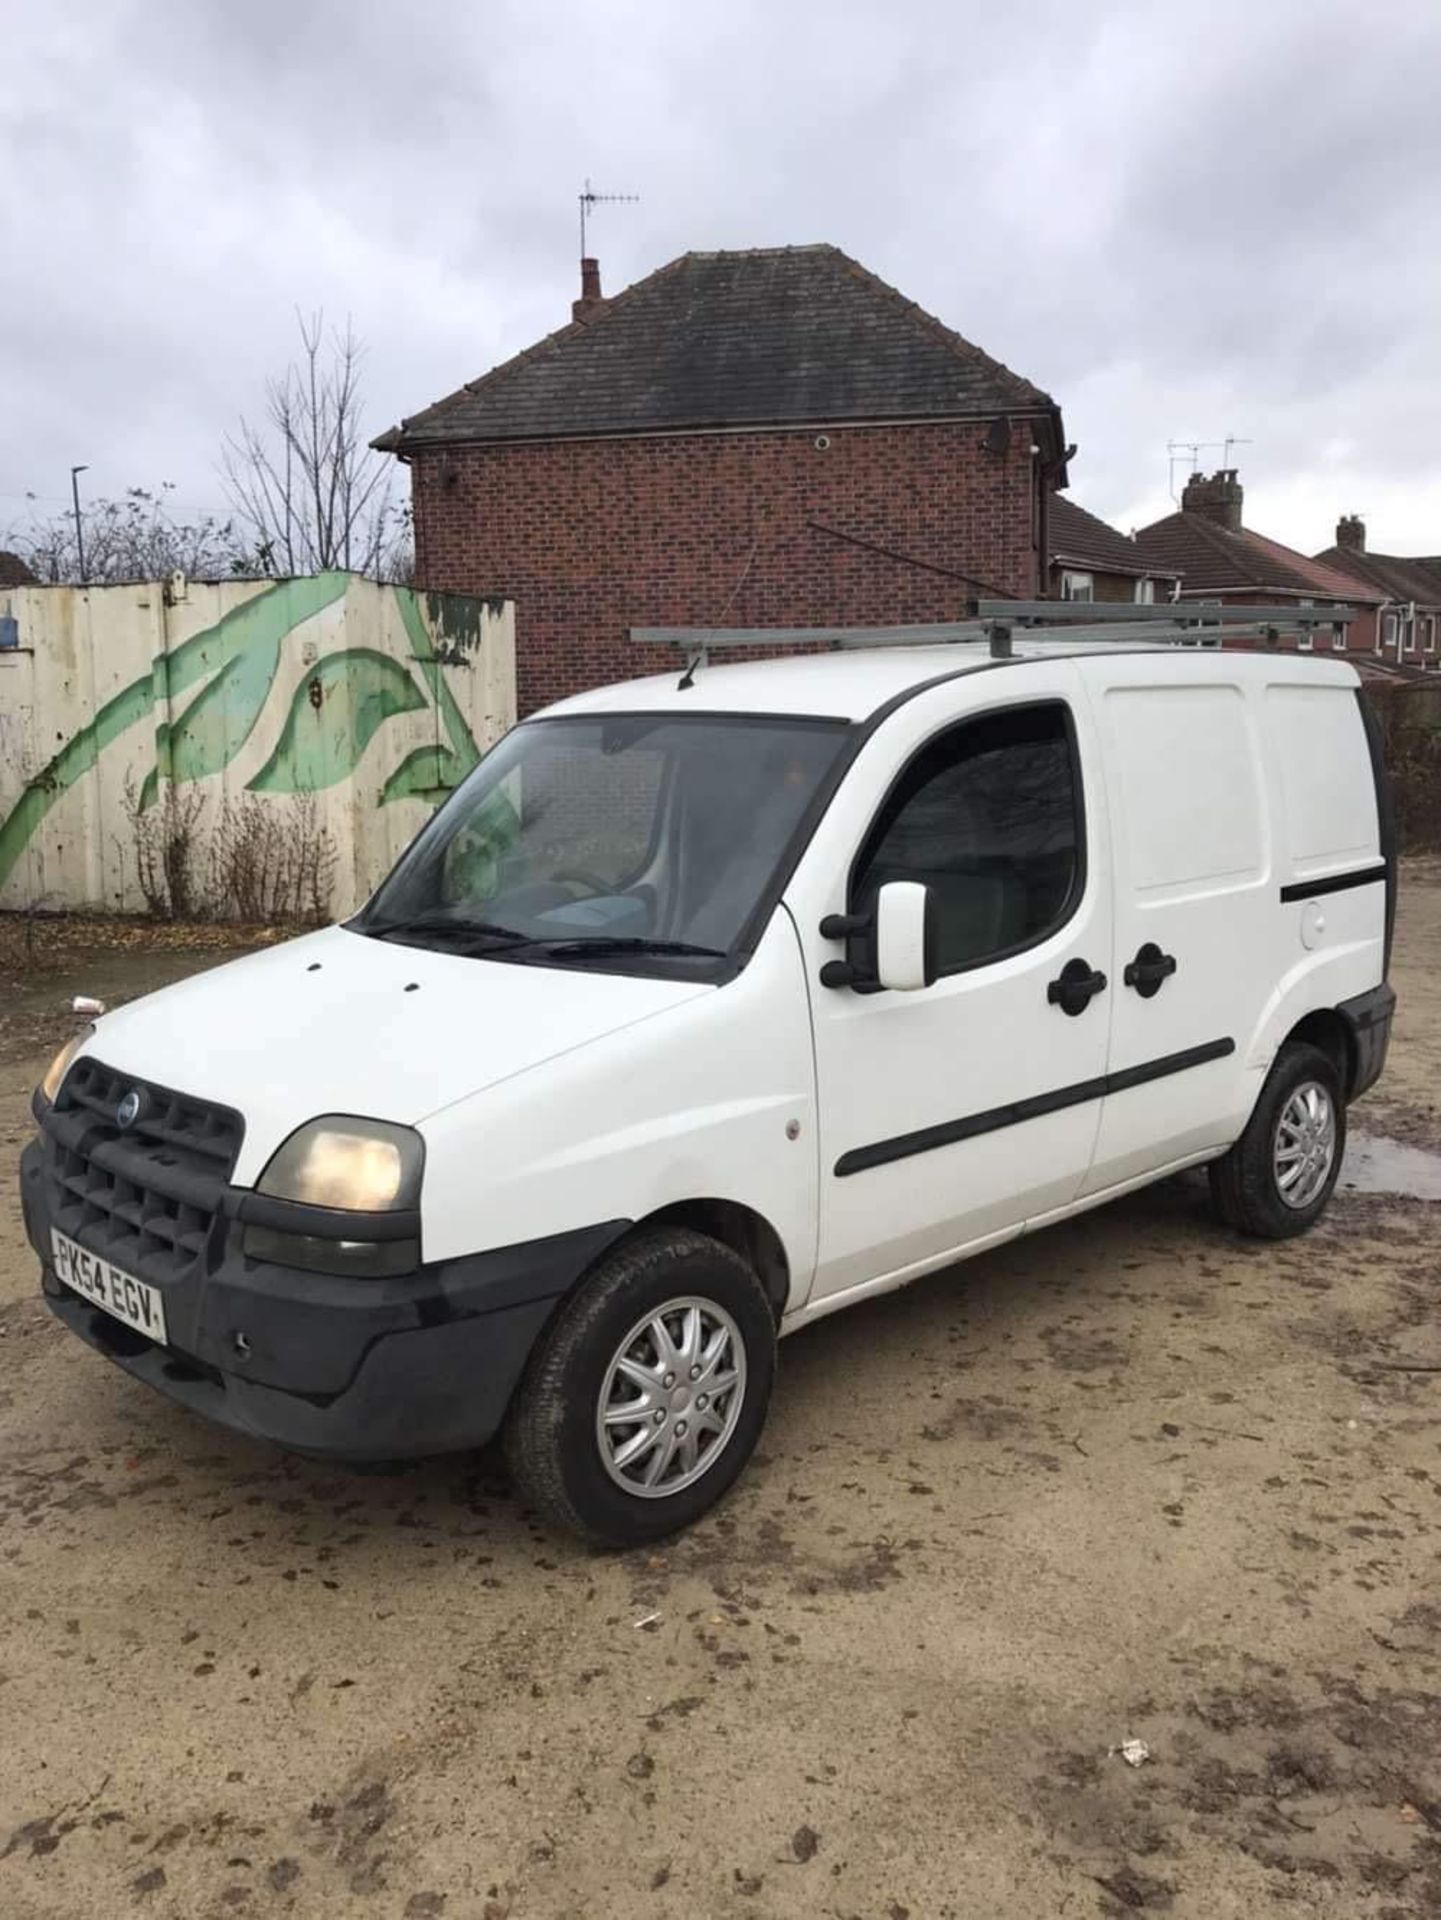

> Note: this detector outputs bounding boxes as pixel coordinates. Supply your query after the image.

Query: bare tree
[5,484,257,585]
[222,310,403,578]
[380,500,415,586]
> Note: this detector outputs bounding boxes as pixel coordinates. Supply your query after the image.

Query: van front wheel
[1208,1040,1345,1239]
[504,1227,777,1547]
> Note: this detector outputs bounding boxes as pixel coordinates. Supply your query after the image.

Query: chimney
[572,257,605,322]
[1181,468,1244,534]
[1336,513,1365,553]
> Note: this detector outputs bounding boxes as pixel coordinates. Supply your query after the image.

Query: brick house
[1314,516,1441,671]
[1047,495,1181,604]
[376,246,1069,714]
[1132,471,1383,655]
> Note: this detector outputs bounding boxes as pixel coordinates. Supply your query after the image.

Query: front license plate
[50,1228,168,1345]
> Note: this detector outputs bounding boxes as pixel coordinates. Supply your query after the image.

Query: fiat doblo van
[22,642,1395,1544]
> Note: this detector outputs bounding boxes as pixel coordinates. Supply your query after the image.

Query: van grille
[47,1058,244,1285]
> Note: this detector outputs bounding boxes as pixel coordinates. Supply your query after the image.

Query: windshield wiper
[357,917,724,965]
[359,912,530,948]
[528,936,727,960]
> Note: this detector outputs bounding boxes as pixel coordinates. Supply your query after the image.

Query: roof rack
[633,599,1356,669]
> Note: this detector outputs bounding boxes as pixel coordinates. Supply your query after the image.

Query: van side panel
[1111,684,1267,893]
[1080,663,1278,1193]
[1246,680,1386,1073]
[1079,655,1386,1196]
[1266,684,1379,877]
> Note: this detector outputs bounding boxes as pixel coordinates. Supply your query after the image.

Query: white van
[23,641,1396,1545]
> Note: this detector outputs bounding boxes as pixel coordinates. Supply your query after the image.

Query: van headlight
[244,1117,424,1278]
[38,1025,94,1106]
[256,1118,424,1212]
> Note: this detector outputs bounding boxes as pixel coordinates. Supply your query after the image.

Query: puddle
[1340,1133,1441,1202]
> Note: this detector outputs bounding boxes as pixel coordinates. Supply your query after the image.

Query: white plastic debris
[1116,1739,1151,1768]
[71,995,106,1016]
[633,1611,661,1630]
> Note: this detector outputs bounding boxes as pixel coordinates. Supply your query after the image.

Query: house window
[1402,612,1417,655]
[1297,599,1314,651]
[1060,571,1093,602]
[1423,615,1437,656]
[1382,612,1399,653]
[1133,579,1156,605]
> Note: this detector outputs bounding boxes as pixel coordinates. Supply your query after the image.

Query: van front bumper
[21,1137,627,1462]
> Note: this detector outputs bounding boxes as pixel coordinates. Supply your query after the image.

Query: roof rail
[632,600,1357,670]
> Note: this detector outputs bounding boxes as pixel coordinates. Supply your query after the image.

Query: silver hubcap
[595,1297,746,1499]
[1273,1080,1336,1209]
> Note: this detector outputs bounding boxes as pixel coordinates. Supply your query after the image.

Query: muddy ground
[1,878,1438,1920]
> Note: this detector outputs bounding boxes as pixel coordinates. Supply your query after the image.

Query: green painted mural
[0,573,515,913]
[157,575,350,792]
[395,588,483,780]
[380,744,467,808]
[250,649,428,794]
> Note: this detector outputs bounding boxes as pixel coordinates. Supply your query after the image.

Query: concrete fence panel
[0,573,516,919]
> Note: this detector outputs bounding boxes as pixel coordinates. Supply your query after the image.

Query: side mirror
[820,883,937,990]
[874,881,937,991]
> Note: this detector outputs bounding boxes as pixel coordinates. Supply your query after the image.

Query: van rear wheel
[504,1227,776,1547]
[1208,1040,1345,1239]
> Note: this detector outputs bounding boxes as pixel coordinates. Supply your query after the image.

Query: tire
[504,1226,777,1548]
[1208,1040,1346,1239]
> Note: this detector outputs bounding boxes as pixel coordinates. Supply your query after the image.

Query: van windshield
[354,713,851,975]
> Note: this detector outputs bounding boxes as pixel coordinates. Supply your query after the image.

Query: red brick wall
[408,421,1043,715]
[1343,607,1381,655]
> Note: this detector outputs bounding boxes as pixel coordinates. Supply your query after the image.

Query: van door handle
[1123,942,1178,999]
[1047,958,1108,1017]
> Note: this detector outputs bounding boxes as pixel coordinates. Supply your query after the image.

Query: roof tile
[376,245,1057,450]
[1050,495,1180,579]
[1313,546,1441,607]
[1134,511,1383,602]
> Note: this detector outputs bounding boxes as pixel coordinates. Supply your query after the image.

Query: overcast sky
[4,0,1440,558]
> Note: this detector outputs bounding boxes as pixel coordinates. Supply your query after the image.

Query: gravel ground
[1,874,1438,1920]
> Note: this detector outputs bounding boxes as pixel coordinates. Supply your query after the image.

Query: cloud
[3,0,1438,554]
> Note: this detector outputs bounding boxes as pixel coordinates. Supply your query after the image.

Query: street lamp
[70,465,88,583]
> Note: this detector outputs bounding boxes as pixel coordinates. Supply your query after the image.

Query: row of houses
[374,244,1440,710]
[1056,472,1441,673]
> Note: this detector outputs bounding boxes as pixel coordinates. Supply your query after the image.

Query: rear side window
[1104,684,1263,891]
[1265,685,1379,867]
[853,702,1083,974]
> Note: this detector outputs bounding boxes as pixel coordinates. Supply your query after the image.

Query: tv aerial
[579,179,639,256]
[1166,436,1252,503]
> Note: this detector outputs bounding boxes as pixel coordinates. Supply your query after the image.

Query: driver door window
[852,702,1083,976]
